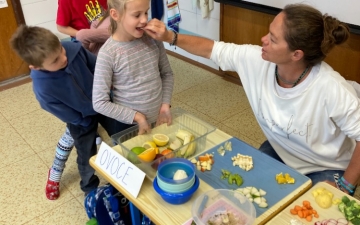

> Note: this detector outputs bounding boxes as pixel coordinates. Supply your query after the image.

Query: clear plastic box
[192,189,256,225]
[111,108,216,179]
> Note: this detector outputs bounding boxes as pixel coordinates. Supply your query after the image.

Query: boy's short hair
[10,25,61,67]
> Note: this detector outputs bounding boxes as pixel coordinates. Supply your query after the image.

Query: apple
[151,154,166,170]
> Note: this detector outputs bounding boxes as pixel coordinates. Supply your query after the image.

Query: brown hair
[107,0,133,34]
[10,25,61,67]
[282,4,350,66]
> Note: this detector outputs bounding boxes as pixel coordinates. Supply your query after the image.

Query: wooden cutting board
[194,137,311,218]
[267,182,359,224]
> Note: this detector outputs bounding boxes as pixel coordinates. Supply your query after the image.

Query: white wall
[20,0,220,69]
[21,0,68,40]
[161,0,220,70]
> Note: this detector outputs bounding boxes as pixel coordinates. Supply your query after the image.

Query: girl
[92,0,174,135]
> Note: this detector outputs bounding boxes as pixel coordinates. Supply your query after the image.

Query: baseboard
[166,50,242,86]
[0,75,32,92]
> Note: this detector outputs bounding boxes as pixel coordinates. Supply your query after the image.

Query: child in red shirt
[56,0,108,37]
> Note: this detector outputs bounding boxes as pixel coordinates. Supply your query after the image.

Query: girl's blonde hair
[107,0,133,34]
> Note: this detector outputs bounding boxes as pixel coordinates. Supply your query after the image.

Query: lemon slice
[142,141,157,149]
[153,134,169,147]
[155,147,159,154]
[138,147,157,162]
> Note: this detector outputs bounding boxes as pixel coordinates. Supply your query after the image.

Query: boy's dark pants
[67,114,133,193]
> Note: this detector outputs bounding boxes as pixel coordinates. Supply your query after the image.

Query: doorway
[0,0,29,83]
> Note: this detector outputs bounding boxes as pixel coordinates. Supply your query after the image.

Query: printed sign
[95,142,146,198]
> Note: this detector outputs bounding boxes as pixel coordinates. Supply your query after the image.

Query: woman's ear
[292,50,304,62]
[110,8,120,22]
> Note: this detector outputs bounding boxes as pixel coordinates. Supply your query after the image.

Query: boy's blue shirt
[31,41,97,127]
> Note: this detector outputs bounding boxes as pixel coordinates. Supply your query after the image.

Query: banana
[175,129,196,158]
[169,138,182,150]
[179,142,189,156]
[176,129,192,140]
[184,136,196,158]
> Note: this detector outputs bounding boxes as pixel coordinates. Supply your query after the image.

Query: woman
[144,4,360,195]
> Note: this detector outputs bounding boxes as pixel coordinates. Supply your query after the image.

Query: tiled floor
[0,55,358,224]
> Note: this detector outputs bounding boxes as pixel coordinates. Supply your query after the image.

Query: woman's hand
[156,104,172,126]
[325,180,351,195]
[144,19,173,43]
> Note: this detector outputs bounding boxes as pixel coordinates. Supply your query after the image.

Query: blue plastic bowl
[157,174,195,193]
[157,158,195,184]
[153,175,200,205]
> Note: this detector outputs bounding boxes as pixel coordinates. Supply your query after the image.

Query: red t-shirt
[56,0,108,31]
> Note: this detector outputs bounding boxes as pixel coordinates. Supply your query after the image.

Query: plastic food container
[156,175,195,193]
[111,108,216,179]
[157,158,195,184]
[153,175,200,205]
[192,189,256,225]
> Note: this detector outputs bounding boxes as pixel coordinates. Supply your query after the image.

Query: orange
[138,147,156,162]
[161,149,174,159]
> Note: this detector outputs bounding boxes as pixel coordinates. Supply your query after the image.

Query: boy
[10,25,117,197]
[57,0,108,38]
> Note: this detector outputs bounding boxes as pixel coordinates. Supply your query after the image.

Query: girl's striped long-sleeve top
[93,34,174,124]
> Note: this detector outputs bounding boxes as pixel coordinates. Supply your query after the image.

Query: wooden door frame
[0,0,28,88]
[11,0,25,25]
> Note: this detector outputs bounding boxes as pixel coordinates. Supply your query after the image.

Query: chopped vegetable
[217,145,225,156]
[217,141,232,156]
[315,194,332,208]
[224,141,232,151]
[231,153,253,171]
[194,153,214,172]
[275,172,295,184]
[206,210,245,225]
[289,219,304,225]
[333,198,342,205]
[289,200,318,222]
[220,170,243,186]
[314,218,349,225]
[236,186,268,208]
[338,195,360,225]
[228,174,243,186]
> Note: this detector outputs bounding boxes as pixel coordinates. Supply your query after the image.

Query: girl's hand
[156,104,172,126]
[134,112,151,135]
